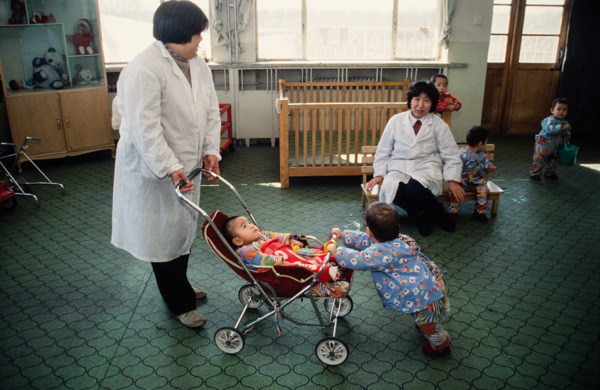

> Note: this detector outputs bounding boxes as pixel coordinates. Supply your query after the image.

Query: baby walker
[176,169,355,366]
[0,137,66,207]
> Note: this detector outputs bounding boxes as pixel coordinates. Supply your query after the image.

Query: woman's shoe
[177,310,206,328]
[192,286,207,299]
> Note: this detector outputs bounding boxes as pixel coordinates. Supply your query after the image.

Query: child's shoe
[328,266,340,281]
[530,175,541,180]
[422,342,452,355]
[474,212,488,224]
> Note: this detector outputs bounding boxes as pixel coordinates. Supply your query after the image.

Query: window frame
[255,0,444,62]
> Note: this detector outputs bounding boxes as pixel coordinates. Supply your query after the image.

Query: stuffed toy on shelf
[67,18,96,55]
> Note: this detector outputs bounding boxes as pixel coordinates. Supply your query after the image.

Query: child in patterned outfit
[431,74,461,117]
[530,98,571,180]
[222,216,340,282]
[327,202,451,355]
[448,126,496,224]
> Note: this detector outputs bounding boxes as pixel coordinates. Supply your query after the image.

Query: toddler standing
[530,98,571,180]
[431,74,461,116]
[327,202,451,355]
[448,126,496,224]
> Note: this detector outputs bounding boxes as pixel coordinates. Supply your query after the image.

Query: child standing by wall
[530,98,571,180]
[327,202,451,355]
[448,126,496,224]
[431,74,461,116]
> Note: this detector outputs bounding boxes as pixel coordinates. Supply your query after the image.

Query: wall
[446,0,493,142]
[210,0,493,143]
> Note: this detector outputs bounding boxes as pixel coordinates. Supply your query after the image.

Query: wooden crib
[277,78,412,188]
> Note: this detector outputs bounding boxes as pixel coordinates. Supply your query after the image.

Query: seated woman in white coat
[365,81,465,236]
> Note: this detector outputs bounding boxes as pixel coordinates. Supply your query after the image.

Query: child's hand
[326,243,337,256]
[488,165,497,173]
[561,124,570,130]
[290,239,303,248]
[330,228,342,240]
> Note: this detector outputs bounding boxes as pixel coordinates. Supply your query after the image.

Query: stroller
[176,169,355,366]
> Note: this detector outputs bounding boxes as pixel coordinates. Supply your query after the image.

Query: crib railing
[278,79,410,188]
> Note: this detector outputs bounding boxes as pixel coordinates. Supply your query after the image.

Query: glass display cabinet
[0,0,114,168]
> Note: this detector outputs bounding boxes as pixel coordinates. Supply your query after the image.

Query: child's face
[410,92,432,119]
[551,102,568,120]
[230,216,261,247]
[433,77,448,96]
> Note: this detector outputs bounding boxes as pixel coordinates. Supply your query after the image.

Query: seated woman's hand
[366,176,383,191]
[448,181,466,203]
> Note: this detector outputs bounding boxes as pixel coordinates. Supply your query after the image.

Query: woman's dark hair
[365,202,400,243]
[466,126,489,147]
[406,80,439,113]
[430,73,448,83]
[153,1,209,44]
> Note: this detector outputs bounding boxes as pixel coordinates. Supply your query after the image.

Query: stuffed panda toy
[32,48,68,89]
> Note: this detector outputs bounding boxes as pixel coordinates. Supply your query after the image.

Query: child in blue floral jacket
[327,202,451,355]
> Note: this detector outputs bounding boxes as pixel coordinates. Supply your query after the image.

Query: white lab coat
[374,111,461,203]
[111,41,222,262]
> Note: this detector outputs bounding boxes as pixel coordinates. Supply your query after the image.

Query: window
[99,0,212,64]
[487,0,566,64]
[257,0,444,61]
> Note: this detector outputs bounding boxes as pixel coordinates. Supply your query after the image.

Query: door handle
[56,117,62,130]
[553,47,565,70]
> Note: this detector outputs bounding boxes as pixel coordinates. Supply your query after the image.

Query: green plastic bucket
[558,142,579,166]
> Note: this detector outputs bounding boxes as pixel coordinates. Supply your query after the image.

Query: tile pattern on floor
[1,136,599,389]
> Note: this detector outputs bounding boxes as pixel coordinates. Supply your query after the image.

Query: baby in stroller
[222,215,348,297]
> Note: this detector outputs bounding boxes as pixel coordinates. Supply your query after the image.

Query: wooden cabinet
[0,0,114,166]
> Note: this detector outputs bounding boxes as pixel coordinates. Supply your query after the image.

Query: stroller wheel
[324,296,353,318]
[316,337,348,366]
[238,284,263,309]
[214,327,245,354]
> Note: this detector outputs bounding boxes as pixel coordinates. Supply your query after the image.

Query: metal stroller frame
[0,137,66,207]
[176,169,354,366]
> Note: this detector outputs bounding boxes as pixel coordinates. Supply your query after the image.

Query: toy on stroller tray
[176,169,355,366]
[0,137,66,208]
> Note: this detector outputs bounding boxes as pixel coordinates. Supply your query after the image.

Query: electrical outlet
[474,16,482,25]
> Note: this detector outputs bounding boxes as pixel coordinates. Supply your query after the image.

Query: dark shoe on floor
[416,213,433,237]
[422,342,451,355]
[530,175,541,180]
[192,286,207,299]
[177,309,206,328]
[545,173,558,179]
[438,212,456,232]
[474,213,489,224]
[447,213,458,224]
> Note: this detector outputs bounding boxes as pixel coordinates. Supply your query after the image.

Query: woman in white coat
[112,1,221,328]
[366,81,465,236]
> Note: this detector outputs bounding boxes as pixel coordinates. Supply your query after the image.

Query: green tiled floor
[1,136,599,389]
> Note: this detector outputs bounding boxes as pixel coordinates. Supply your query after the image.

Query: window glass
[395,0,441,59]
[488,35,508,63]
[99,0,211,63]
[256,0,302,60]
[257,0,442,61]
[306,0,393,60]
[526,0,564,5]
[491,5,511,34]
[522,6,563,35]
[519,35,558,63]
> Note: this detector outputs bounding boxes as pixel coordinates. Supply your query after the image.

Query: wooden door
[482,0,571,135]
[5,92,67,156]
[60,88,113,151]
